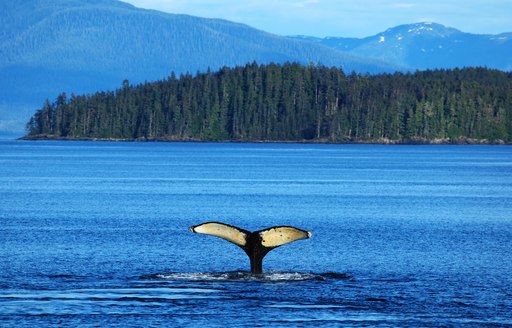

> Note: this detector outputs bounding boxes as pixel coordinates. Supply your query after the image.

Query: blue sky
[122,0,512,37]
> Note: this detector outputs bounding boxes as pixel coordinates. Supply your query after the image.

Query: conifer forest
[25,63,512,143]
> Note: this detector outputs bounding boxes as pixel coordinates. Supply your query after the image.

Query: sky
[122,0,512,38]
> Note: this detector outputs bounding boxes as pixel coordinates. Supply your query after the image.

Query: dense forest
[24,63,512,143]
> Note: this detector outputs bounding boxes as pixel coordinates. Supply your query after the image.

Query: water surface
[1,141,511,326]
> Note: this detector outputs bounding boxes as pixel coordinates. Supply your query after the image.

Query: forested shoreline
[23,63,512,144]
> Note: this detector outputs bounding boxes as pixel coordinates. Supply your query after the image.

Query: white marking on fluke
[189,222,312,274]
[189,222,248,246]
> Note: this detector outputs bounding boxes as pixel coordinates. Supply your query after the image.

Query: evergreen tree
[24,63,512,144]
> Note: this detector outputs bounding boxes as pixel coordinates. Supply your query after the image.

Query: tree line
[25,62,512,143]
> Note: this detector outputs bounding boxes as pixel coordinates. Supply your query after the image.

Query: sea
[1,139,511,327]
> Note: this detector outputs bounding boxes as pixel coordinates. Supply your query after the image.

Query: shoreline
[19,134,508,145]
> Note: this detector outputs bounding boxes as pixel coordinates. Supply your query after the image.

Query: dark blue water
[1,141,511,327]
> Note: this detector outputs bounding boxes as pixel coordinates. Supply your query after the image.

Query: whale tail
[189,221,312,274]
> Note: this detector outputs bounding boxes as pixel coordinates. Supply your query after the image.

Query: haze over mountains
[1,0,510,133]
[293,22,512,71]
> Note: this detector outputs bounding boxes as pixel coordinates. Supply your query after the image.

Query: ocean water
[1,140,511,327]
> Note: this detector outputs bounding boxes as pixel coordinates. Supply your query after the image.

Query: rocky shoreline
[19,134,508,145]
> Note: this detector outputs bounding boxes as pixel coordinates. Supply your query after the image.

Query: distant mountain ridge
[292,22,512,71]
[1,1,510,134]
[0,0,395,133]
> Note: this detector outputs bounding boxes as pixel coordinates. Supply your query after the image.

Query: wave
[0,286,222,303]
[140,271,352,282]
[46,274,88,281]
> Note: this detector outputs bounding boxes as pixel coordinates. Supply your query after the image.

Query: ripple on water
[0,286,225,316]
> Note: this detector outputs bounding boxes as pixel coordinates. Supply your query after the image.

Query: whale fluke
[189,221,312,274]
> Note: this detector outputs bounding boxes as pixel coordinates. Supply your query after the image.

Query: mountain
[0,0,396,134]
[292,22,512,71]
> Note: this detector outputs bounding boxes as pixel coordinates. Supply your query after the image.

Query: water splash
[141,271,351,282]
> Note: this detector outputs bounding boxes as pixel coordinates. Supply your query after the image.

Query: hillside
[292,22,512,71]
[0,0,395,133]
[24,63,512,144]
